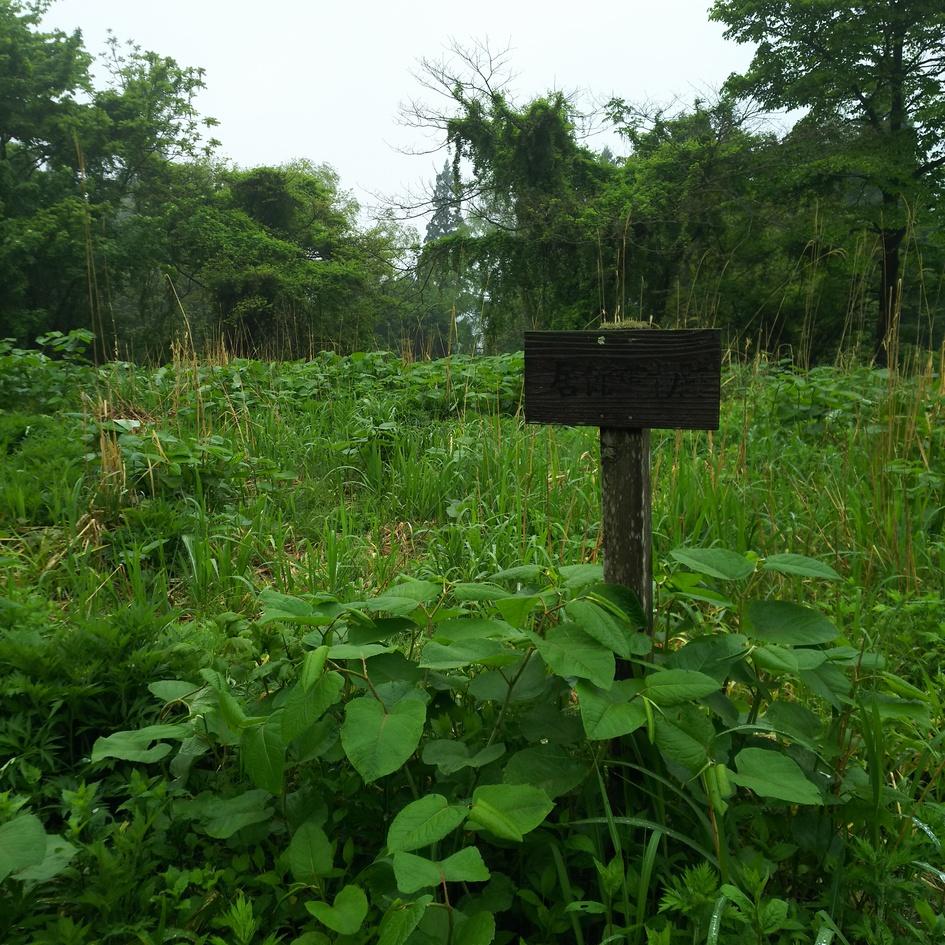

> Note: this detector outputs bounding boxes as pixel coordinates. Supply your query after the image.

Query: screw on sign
[524,329,721,637]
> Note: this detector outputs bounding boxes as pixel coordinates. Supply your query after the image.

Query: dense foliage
[1,3,944,359]
[710,0,945,365]
[0,1,420,359]
[4,2,945,941]
[408,14,945,359]
[2,335,945,943]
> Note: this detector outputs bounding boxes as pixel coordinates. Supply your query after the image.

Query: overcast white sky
[43,1,756,223]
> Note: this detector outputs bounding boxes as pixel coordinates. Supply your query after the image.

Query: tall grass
[3,344,944,676]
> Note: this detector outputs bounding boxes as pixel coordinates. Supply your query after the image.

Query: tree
[404,44,621,349]
[606,98,774,330]
[424,160,463,243]
[0,0,94,341]
[156,160,409,355]
[710,0,945,364]
[0,1,220,355]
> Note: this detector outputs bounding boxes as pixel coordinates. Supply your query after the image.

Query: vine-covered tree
[404,44,619,349]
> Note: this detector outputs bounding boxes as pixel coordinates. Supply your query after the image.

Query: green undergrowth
[2,332,945,944]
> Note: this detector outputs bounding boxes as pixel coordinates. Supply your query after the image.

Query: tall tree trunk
[874,197,905,368]
[875,24,907,369]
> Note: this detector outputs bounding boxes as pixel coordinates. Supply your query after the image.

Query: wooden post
[599,427,652,627]
[523,328,720,640]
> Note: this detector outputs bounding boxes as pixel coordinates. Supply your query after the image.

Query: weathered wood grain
[524,329,721,430]
[600,427,652,635]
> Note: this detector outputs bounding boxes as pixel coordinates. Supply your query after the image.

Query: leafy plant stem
[484,649,533,749]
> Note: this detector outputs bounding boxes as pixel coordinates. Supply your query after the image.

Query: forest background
[6,3,945,942]
[2,0,945,366]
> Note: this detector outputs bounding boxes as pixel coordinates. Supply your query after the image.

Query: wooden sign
[523,329,722,639]
[524,329,721,429]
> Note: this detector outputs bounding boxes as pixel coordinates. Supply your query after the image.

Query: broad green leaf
[559,563,605,589]
[300,645,329,691]
[533,622,614,690]
[341,696,425,782]
[752,645,800,674]
[473,872,517,913]
[327,642,393,660]
[377,897,431,945]
[763,701,822,744]
[565,599,634,657]
[293,718,337,763]
[859,692,930,724]
[762,553,840,581]
[364,652,422,690]
[467,656,549,704]
[388,578,443,603]
[566,900,608,915]
[422,740,505,775]
[392,849,489,893]
[259,590,338,626]
[348,615,415,645]
[794,649,828,670]
[392,851,442,893]
[577,680,647,740]
[432,616,522,642]
[387,794,468,853]
[170,735,209,782]
[754,645,826,674]
[148,679,200,703]
[469,784,554,841]
[0,814,46,882]
[653,706,714,774]
[643,669,720,706]
[451,582,512,602]
[440,846,490,883]
[799,663,852,708]
[290,934,330,945]
[760,898,790,934]
[881,672,928,701]
[197,789,274,839]
[216,687,250,733]
[729,748,823,805]
[587,582,648,631]
[493,594,542,628]
[490,564,542,583]
[306,884,368,935]
[13,834,76,883]
[287,821,334,883]
[281,672,345,743]
[91,724,189,764]
[654,719,708,773]
[420,638,517,670]
[670,584,736,608]
[745,600,838,646]
[353,595,424,616]
[669,635,749,680]
[720,884,753,913]
[242,720,285,795]
[670,547,755,581]
[502,745,588,798]
[259,590,313,622]
[454,911,496,945]
[825,646,884,670]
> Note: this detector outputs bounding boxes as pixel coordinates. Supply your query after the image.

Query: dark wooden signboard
[523,329,722,636]
[524,329,721,429]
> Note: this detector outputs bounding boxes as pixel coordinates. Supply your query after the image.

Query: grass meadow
[2,336,945,944]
